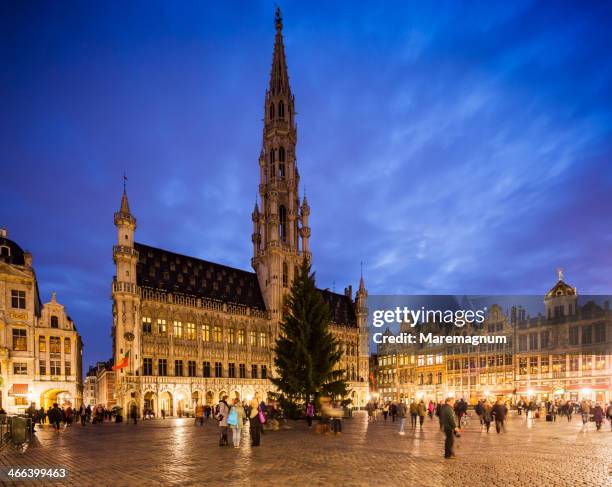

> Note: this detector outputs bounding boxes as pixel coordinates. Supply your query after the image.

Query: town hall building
[111,9,369,416]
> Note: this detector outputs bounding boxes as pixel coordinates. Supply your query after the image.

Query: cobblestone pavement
[1,412,611,487]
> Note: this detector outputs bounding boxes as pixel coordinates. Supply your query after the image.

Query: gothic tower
[252,8,309,314]
[112,187,141,388]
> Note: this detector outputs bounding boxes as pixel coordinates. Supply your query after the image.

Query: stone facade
[376,274,612,405]
[0,229,83,413]
[111,9,369,417]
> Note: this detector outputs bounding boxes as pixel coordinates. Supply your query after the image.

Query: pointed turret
[270,7,290,96]
[119,189,131,215]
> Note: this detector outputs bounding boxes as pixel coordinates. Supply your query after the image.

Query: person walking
[440,398,459,459]
[409,400,418,428]
[605,402,612,431]
[382,403,389,421]
[195,402,205,426]
[482,400,493,433]
[306,401,315,428]
[130,403,138,425]
[580,400,590,426]
[228,398,246,448]
[427,400,435,420]
[216,396,230,446]
[492,399,508,433]
[47,403,62,432]
[398,400,407,435]
[249,394,262,446]
[417,400,427,429]
[390,402,398,422]
[591,403,604,431]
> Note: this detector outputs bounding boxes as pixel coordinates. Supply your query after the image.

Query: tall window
[213,326,222,343]
[186,322,196,340]
[569,326,579,345]
[175,360,184,376]
[64,337,71,354]
[143,358,153,376]
[238,329,245,345]
[228,328,235,344]
[279,100,285,118]
[203,361,211,377]
[279,205,287,242]
[188,360,196,377]
[65,360,71,376]
[158,359,167,376]
[50,360,61,376]
[269,102,274,119]
[39,336,46,352]
[259,331,267,347]
[50,316,59,328]
[239,363,246,378]
[582,325,592,345]
[261,365,267,379]
[39,361,46,376]
[282,262,288,287]
[157,319,167,335]
[142,317,152,334]
[228,363,236,378]
[250,330,257,346]
[173,321,183,339]
[251,364,258,378]
[215,362,222,377]
[279,146,285,162]
[49,336,61,353]
[11,290,26,309]
[12,328,27,351]
[595,322,606,343]
[202,324,211,341]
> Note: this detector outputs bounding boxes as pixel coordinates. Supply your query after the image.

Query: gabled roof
[134,242,267,311]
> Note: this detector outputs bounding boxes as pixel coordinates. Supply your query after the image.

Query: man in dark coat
[440,398,459,459]
[47,403,63,432]
[492,399,508,433]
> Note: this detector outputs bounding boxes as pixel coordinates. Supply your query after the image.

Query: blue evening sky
[2,1,612,367]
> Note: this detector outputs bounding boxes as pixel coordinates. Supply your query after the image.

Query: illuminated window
[186,322,196,340]
[259,331,267,347]
[12,328,27,351]
[50,336,61,354]
[157,319,167,335]
[50,360,60,375]
[228,328,235,344]
[238,329,245,345]
[201,324,210,341]
[214,326,222,343]
[173,321,183,339]
[426,355,434,365]
[417,355,424,366]
[64,337,71,354]
[250,330,257,346]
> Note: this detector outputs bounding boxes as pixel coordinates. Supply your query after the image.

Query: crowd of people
[364,396,612,459]
[20,402,122,432]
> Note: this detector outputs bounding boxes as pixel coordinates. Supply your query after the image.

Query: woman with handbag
[249,393,263,446]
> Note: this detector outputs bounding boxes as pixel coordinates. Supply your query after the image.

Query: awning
[9,384,28,396]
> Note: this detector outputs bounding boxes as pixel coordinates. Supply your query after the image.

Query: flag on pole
[112,350,130,371]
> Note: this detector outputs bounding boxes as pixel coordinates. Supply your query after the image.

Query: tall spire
[270,7,290,96]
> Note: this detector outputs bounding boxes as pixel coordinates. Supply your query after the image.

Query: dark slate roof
[0,235,26,265]
[134,242,267,311]
[319,289,357,327]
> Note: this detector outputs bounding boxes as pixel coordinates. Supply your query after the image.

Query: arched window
[279,205,287,242]
[269,102,275,119]
[51,316,59,328]
[279,163,285,178]
[0,245,10,257]
[279,146,285,162]
[282,261,288,287]
[270,149,275,164]
[279,101,285,119]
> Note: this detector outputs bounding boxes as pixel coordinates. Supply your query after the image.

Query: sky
[2,0,612,368]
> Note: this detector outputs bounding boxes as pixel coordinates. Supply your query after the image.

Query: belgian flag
[112,350,130,371]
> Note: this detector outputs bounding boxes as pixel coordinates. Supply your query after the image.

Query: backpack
[227,407,238,426]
